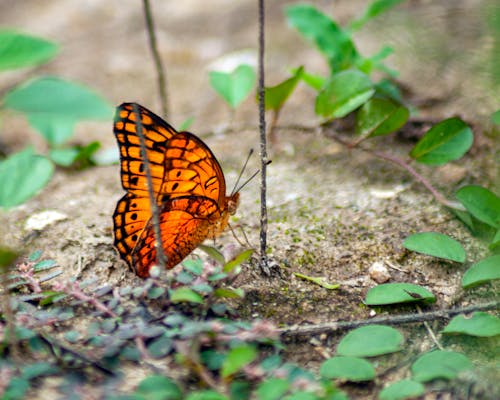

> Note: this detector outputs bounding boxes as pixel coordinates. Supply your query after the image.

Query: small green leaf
[285,4,359,72]
[33,259,56,271]
[223,249,253,273]
[293,272,340,289]
[490,229,500,251]
[198,244,226,265]
[21,362,58,379]
[4,377,30,400]
[365,283,435,305]
[411,350,473,382]
[320,356,375,382]
[4,76,113,145]
[337,325,403,357]
[214,287,244,299]
[442,312,500,337]
[169,287,204,304]
[409,118,473,165]
[256,378,290,400]
[378,379,425,400]
[179,116,195,131]
[316,69,374,119]
[182,258,204,275]
[209,65,255,109]
[0,30,58,70]
[455,185,500,228]
[49,147,79,166]
[462,255,500,288]
[0,147,54,208]
[491,109,500,124]
[298,69,325,91]
[221,345,257,378]
[136,375,182,400]
[356,97,409,138]
[185,391,228,400]
[349,0,405,32]
[262,67,303,111]
[403,232,466,262]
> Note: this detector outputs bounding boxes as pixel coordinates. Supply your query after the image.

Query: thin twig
[322,128,466,211]
[39,332,115,376]
[279,301,500,338]
[416,304,443,350]
[142,0,168,117]
[257,0,269,274]
[132,103,167,269]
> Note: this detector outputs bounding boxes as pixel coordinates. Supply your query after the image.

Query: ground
[0,1,498,399]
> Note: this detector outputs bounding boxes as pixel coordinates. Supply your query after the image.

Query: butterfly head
[227,192,240,215]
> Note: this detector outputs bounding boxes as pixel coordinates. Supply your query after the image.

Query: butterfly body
[112,103,238,278]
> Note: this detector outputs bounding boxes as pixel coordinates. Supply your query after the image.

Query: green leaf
[378,379,425,400]
[214,287,244,299]
[198,244,226,265]
[365,283,435,305]
[356,97,409,138]
[285,4,359,72]
[442,312,500,337]
[221,345,257,378]
[320,356,375,382]
[491,109,500,125]
[182,258,204,275]
[409,118,473,165]
[462,255,500,288]
[411,350,473,382]
[0,248,18,268]
[349,0,405,32]
[337,325,403,357]
[4,76,113,145]
[169,287,204,304]
[209,65,255,109]
[403,232,466,262]
[224,249,253,273]
[49,147,80,166]
[179,116,195,131]
[455,185,500,228]
[4,377,30,400]
[293,272,340,289]
[0,30,58,70]
[262,67,303,111]
[490,229,500,251]
[375,79,403,103]
[0,147,54,208]
[185,391,228,400]
[298,69,325,91]
[316,69,374,119]
[256,378,290,400]
[21,362,58,379]
[136,375,182,400]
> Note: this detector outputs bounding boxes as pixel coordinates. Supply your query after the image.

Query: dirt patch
[1,1,498,398]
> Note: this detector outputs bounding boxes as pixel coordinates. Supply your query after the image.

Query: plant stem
[324,128,466,211]
[257,0,270,274]
[142,0,168,117]
[279,301,500,338]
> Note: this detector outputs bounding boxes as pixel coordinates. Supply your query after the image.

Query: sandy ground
[0,1,498,398]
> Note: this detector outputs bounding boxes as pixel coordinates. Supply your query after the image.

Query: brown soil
[1,1,498,399]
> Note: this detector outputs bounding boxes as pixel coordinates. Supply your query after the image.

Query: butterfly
[112,103,240,278]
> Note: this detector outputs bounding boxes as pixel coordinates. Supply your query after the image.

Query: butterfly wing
[132,196,221,278]
[114,103,178,197]
[112,103,233,276]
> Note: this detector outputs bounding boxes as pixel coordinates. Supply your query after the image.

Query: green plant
[0,30,112,208]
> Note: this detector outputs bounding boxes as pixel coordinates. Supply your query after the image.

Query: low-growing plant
[0,30,113,209]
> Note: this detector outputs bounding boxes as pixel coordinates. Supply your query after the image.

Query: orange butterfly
[112,103,240,278]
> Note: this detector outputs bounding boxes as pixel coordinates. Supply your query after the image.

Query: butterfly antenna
[234,160,272,194]
[231,149,254,196]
